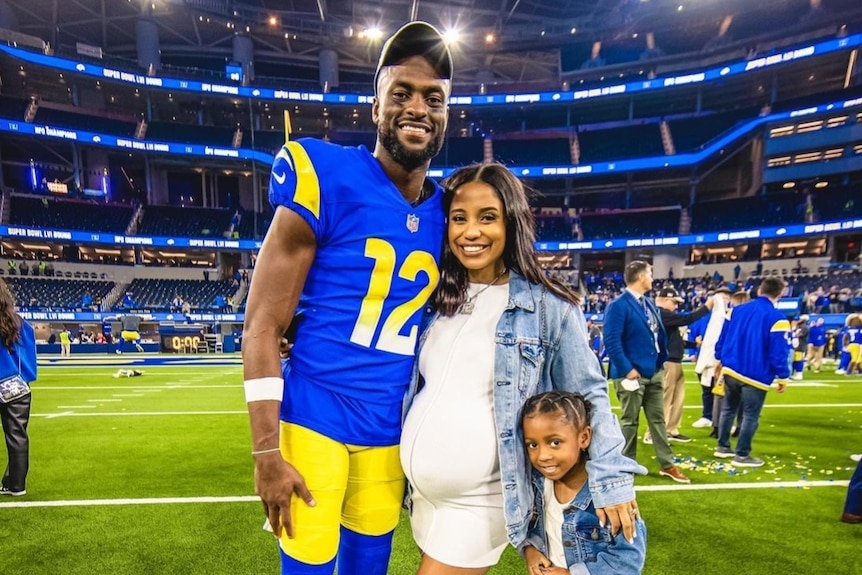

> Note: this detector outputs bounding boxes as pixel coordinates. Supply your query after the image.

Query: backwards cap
[374,21,453,95]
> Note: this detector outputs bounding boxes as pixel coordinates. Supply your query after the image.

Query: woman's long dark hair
[434,163,581,316]
[0,279,22,352]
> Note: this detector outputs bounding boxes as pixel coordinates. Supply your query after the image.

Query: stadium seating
[10,195,134,234]
[7,277,114,310]
[431,137,485,168]
[578,124,665,163]
[492,138,571,165]
[669,107,759,152]
[690,193,802,233]
[579,207,681,240]
[34,107,136,137]
[0,95,26,119]
[233,210,273,240]
[137,205,232,237]
[123,278,238,311]
[240,130,285,153]
[146,122,234,146]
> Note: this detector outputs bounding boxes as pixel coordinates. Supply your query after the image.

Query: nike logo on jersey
[272,146,296,186]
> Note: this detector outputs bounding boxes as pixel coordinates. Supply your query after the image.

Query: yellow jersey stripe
[722,367,773,391]
[285,141,321,219]
[771,319,790,332]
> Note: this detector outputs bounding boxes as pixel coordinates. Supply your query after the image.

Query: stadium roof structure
[4,0,862,90]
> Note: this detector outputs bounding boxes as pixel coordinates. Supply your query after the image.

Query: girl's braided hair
[520,390,592,432]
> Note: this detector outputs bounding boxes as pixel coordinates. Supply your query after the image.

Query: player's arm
[243,205,317,538]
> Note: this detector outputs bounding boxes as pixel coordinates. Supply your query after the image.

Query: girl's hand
[524,546,554,574]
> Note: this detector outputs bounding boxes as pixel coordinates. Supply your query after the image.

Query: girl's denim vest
[524,471,647,574]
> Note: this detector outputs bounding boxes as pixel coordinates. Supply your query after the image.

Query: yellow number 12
[350,238,439,356]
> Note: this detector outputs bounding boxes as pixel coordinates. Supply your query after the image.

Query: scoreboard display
[159,323,205,353]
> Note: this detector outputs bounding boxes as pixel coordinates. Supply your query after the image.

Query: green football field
[1,358,861,575]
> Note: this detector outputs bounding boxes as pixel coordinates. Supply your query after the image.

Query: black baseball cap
[657,287,684,302]
[374,21,453,95]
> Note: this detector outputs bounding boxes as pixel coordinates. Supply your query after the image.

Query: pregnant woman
[401,163,645,575]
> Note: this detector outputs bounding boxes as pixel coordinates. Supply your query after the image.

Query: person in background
[713,277,791,468]
[182,298,192,323]
[806,317,826,373]
[586,315,604,374]
[845,314,862,376]
[0,279,37,497]
[842,455,862,524]
[116,314,145,354]
[59,328,71,358]
[113,369,144,378]
[242,21,453,575]
[835,314,855,375]
[644,286,713,445]
[690,288,732,430]
[521,391,646,575]
[171,294,184,313]
[603,260,690,484]
[790,314,809,380]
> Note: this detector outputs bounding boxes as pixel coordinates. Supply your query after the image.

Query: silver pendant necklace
[458,268,507,315]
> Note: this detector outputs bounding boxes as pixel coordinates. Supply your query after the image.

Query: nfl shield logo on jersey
[406,214,420,233]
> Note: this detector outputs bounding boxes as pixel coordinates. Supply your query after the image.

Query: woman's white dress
[400,283,509,568]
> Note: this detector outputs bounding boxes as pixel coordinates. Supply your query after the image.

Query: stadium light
[443,28,461,45]
[29,159,37,190]
[360,27,383,41]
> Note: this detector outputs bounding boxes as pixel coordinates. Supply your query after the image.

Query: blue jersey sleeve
[769,318,792,382]
[268,141,326,240]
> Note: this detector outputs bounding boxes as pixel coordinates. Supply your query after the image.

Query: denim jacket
[525,471,646,574]
[402,271,646,549]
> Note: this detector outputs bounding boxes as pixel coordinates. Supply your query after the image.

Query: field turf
[1,358,860,574]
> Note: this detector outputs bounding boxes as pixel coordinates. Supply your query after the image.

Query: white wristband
[244,377,284,403]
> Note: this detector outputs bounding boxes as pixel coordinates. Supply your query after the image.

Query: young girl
[521,391,647,575]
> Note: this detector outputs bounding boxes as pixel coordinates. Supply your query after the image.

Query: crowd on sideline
[567,268,862,316]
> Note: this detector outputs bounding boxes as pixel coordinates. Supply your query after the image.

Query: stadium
[0,0,861,573]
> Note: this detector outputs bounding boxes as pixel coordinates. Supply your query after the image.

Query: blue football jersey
[269,138,444,445]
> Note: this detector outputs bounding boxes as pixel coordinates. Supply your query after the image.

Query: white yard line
[43,411,75,420]
[636,479,850,492]
[31,403,862,418]
[0,480,849,509]
[31,410,246,417]
[38,385,241,390]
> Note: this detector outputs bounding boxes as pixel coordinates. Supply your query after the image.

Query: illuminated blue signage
[19,310,244,322]
[1,33,860,106]
[0,224,262,250]
[2,217,860,254]
[533,218,862,252]
[3,94,861,177]
[0,118,274,164]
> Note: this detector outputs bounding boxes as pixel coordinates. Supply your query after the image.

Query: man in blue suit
[603,260,690,483]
